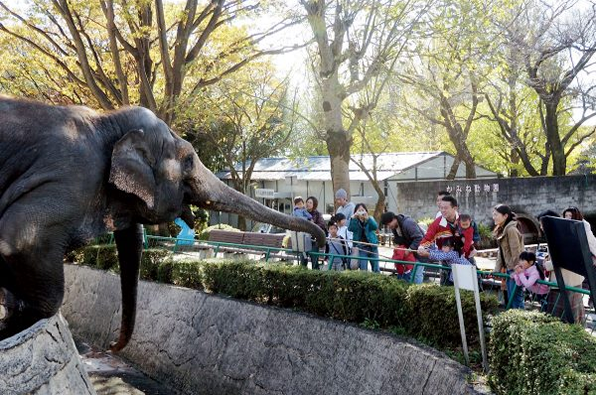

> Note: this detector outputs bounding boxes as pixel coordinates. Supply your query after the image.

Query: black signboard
[541,216,596,323]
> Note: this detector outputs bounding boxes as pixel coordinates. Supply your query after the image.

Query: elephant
[0,96,325,351]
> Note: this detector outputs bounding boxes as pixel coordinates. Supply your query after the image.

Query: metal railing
[138,234,592,323]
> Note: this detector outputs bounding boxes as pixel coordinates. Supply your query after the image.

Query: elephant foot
[0,287,19,332]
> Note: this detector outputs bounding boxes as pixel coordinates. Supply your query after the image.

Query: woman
[493,204,525,309]
[563,206,596,259]
[561,206,595,315]
[348,203,379,273]
[306,196,327,233]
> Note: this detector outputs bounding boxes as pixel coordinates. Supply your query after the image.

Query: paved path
[76,340,179,395]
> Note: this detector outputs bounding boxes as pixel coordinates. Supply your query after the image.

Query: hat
[335,188,347,199]
[380,212,396,225]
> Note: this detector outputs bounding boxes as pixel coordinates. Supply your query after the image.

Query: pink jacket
[512,265,549,295]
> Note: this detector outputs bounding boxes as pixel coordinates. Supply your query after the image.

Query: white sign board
[452,263,488,372]
[255,188,275,199]
[453,264,477,291]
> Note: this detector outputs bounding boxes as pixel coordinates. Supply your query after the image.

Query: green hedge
[78,244,119,271]
[73,245,171,279]
[489,310,596,395]
[70,250,498,348]
[405,284,498,347]
[182,259,495,347]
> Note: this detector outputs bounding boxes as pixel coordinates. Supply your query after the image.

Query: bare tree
[483,45,549,176]
[500,0,596,175]
[300,0,432,197]
[0,0,305,125]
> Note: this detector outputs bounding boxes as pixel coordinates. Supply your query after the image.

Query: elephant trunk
[188,161,326,247]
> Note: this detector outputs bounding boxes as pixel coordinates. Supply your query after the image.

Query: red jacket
[420,215,459,249]
[392,245,415,274]
[457,225,475,258]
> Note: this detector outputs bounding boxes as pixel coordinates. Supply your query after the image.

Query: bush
[489,310,596,395]
[477,223,496,249]
[140,249,172,281]
[405,284,498,347]
[81,244,118,271]
[170,260,204,290]
[199,260,492,347]
[75,255,498,349]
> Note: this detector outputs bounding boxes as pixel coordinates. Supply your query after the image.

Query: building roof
[216,151,492,182]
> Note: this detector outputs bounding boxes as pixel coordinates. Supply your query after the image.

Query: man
[335,188,356,266]
[419,195,460,285]
[381,212,427,284]
[421,195,460,249]
[335,188,355,219]
[435,190,451,219]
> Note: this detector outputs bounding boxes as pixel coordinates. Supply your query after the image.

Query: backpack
[326,235,349,266]
[535,261,546,280]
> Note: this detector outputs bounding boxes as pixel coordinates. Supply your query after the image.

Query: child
[511,251,549,304]
[292,196,312,220]
[391,244,416,282]
[456,214,479,260]
[418,237,471,284]
[333,213,352,252]
[325,221,348,271]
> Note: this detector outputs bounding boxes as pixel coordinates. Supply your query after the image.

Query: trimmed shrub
[157,259,174,284]
[170,260,204,290]
[489,310,596,395]
[140,249,172,281]
[64,247,85,264]
[405,284,498,347]
[75,255,498,350]
[81,245,118,270]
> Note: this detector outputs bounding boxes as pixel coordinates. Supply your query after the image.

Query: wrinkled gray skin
[0,97,325,351]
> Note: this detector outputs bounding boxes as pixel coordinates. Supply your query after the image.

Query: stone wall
[0,313,95,395]
[395,174,596,225]
[61,265,481,395]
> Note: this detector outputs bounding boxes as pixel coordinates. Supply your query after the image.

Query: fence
[103,233,592,327]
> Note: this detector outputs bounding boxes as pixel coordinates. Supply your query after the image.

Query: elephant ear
[109,129,157,209]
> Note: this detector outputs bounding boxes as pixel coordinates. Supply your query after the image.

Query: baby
[457,214,479,260]
[292,196,312,220]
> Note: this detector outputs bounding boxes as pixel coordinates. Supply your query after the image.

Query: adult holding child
[493,204,525,309]
[306,196,327,233]
[381,211,426,283]
[419,195,460,285]
[349,203,380,273]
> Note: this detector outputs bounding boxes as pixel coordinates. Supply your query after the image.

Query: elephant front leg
[0,287,16,329]
[0,287,26,337]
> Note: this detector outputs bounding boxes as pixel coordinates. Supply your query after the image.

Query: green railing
[141,234,591,320]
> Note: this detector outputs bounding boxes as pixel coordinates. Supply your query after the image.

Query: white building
[214,151,497,228]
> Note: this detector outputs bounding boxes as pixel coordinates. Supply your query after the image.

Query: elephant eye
[183,155,194,172]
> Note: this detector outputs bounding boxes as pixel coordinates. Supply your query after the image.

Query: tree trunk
[544,101,566,175]
[327,130,352,198]
[510,148,519,177]
[447,157,460,180]
[321,74,352,198]
[373,193,386,225]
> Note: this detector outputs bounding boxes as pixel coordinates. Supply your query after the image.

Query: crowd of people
[291,188,596,322]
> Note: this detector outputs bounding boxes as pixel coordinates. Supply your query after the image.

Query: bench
[208,230,287,260]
